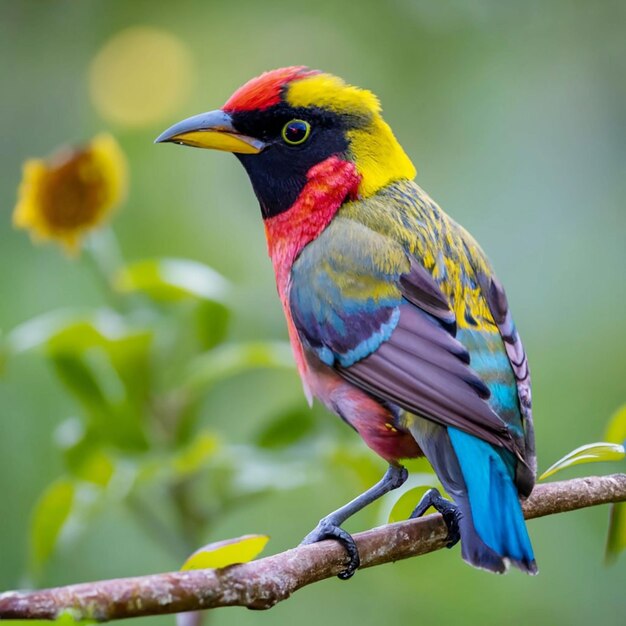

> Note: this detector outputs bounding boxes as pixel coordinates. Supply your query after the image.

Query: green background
[1,1,625,625]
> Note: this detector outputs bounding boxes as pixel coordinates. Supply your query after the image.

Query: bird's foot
[300,518,360,580]
[410,487,461,548]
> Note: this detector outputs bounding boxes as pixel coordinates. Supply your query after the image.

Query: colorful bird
[157,67,537,578]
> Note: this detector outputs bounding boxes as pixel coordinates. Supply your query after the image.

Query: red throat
[264,156,361,397]
[264,155,360,290]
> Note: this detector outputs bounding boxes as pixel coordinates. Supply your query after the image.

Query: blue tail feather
[448,427,537,574]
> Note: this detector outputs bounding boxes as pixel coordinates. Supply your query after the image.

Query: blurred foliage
[1,2,625,626]
[2,135,330,585]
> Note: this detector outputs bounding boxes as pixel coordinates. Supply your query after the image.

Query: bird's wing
[473,269,536,490]
[289,216,519,455]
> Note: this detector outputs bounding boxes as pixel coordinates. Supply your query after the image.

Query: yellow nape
[287,73,416,198]
[348,117,416,198]
[286,73,381,116]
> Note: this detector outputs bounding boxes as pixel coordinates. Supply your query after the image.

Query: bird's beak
[155,110,265,154]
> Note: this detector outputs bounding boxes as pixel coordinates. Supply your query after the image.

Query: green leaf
[42,318,154,391]
[3,309,94,356]
[0,621,92,626]
[171,432,220,477]
[38,317,153,450]
[403,456,436,475]
[194,300,230,350]
[387,486,433,523]
[0,616,94,626]
[255,406,316,449]
[50,353,148,451]
[181,534,269,570]
[539,442,625,480]
[114,258,230,303]
[30,479,75,572]
[56,417,117,486]
[174,341,295,443]
[55,610,96,625]
[380,469,442,524]
[51,353,109,410]
[183,341,295,394]
[30,477,126,577]
[605,404,626,446]
[605,502,626,563]
[77,451,116,486]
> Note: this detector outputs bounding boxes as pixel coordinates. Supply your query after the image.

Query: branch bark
[1,474,624,622]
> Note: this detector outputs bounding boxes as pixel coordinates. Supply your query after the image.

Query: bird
[156,66,537,578]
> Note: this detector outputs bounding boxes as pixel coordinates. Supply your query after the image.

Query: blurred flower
[89,26,194,128]
[13,133,127,254]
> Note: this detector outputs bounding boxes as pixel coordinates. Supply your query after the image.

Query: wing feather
[337,304,515,451]
[289,218,520,456]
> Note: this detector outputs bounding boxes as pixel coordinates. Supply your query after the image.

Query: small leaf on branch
[540,442,625,480]
[387,486,432,523]
[605,404,626,446]
[381,469,440,524]
[181,534,269,570]
[1,476,623,622]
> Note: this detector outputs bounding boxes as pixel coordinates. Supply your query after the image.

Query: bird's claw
[410,487,461,549]
[440,506,462,548]
[300,519,360,580]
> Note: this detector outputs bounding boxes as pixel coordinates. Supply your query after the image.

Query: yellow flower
[13,133,127,254]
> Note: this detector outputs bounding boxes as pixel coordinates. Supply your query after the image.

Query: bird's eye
[281,120,311,145]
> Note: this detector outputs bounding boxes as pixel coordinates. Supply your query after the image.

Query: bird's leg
[410,487,461,548]
[301,464,408,579]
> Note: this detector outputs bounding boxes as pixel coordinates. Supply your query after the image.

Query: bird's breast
[263,156,360,400]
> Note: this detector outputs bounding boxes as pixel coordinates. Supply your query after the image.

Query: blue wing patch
[290,217,408,367]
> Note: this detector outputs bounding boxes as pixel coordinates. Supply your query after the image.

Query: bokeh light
[89,26,194,128]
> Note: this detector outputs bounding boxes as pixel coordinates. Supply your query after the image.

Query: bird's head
[156,67,415,219]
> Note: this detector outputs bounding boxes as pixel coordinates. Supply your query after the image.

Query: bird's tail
[447,427,537,574]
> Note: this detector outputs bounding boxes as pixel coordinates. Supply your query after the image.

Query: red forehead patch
[223,66,319,113]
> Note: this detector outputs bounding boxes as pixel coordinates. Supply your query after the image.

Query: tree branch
[1,474,624,622]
